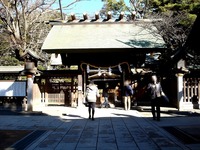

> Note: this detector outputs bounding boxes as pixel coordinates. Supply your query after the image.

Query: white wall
[0,81,26,96]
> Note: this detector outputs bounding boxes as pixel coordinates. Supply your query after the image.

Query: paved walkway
[0,106,200,150]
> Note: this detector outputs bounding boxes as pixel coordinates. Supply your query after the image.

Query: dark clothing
[123,85,134,111]
[102,88,109,97]
[148,83,163,99]
[88,102,96,120]
[88,102,96,109]
[101,88,109,108]
[151,97,161,121]
[147,82,163,121]
[123,85,134,96]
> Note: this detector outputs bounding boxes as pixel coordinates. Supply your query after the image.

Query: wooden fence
[47,91,65,105]
[183,77,200,103]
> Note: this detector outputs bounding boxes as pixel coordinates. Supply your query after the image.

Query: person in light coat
[86,80,100,120]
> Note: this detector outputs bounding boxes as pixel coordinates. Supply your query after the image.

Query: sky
[54,0,131,17]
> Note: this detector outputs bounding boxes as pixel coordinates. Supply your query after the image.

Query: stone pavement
[0,106,200,150]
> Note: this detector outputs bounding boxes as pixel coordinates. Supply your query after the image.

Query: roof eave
[42,47,166,54]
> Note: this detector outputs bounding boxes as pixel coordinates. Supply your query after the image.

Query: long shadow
[135,105,200,117]
[163,110,200,117]
[0,109,46,116]
[1,106,200,149]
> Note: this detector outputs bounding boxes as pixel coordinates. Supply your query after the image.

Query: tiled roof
[42,20,166,53]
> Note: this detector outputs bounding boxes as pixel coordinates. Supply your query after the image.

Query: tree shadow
[116,39,165,48]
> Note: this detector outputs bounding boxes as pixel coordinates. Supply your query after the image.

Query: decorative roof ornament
[83,12,88,20]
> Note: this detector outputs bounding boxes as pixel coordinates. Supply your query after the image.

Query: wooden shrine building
[1,13,200,111]
[1,12,199,111]
[37,12,167,109]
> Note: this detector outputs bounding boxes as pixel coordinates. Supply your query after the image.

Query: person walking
[114,83,120,102]
[101,83,109,108]
[147,74,168,121]
[86,80,100,120]
[123,80,134,111]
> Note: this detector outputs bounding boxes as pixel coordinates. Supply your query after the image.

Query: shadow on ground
[0,130,32,149]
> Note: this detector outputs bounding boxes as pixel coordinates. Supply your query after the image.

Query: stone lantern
[20,50,44,111]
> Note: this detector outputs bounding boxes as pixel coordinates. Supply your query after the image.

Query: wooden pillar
[176,73,184,111]
[83,69,87,103]
[77,75,83,107]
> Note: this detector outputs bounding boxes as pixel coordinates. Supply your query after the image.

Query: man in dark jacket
[101,84,109,108]
[147,75,168,121]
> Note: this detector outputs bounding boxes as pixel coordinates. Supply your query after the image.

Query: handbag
[161,94,169,103]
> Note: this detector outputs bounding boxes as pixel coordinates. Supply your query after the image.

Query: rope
[80,61,131,73]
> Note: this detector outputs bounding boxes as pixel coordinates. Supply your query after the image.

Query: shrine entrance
[32,62,132,108]
[93,79,122,107]
[81,62,132,107]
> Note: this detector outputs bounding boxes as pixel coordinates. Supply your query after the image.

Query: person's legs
[88,102,91,119]
[103,97,107,106]
[127,96,131,110]
[124,96,128,110]
[105,97,109,107]
[156,98,161,121]
[114,94,117,101]
[91,102,96,120]
[151,99,156,120]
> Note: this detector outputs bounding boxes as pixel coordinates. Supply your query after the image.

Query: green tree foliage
[149,0,200,14]
[147,0,200,70]
[0,56,23,66]
[101,0,128,18]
